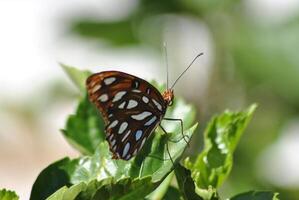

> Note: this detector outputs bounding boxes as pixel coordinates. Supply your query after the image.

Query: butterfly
[86,53,203,161]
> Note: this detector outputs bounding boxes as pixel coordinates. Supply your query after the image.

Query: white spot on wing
[108,134,113,141]
[113,91,126,102]
[134,81,139,88]
[104,77,116,85]
[122,142,130,158]
[127,100,138,109]
[152,99,162,111]
[98,94,108,102]
[108,120,118,129]
[125,154,131,160]
[91,84,101,93]
[142,96,149,103]
[139,137,147,151]
[118,122,128,134]
[132,89,141,93]
[131,111,152,120]
[135,130,143,141]
[145,116,157,126]
[118,101,126,109]
[133,149,138,156]
[122,130,131,142]
[111,139,116,146]
[146,88,151,94]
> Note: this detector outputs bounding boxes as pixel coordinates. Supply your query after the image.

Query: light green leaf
[46,183,87,200]
[185,104,257,189]
[62,95,105,155]
[60,63,91,92]
[146,172,174,200]
[47,177,155,200]
[229,191,280,200]
[0,189,19,200]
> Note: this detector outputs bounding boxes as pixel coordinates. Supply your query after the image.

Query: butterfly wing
[86,71,167,160]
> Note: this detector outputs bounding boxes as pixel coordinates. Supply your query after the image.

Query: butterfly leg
[159,124,174,166]
[162,117,190,146]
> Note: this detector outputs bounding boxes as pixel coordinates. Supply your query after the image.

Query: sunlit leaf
[0,189,19,200]
[146,172,174,200]
[185,104,257,189]
[62,95,105,155]
[47,177,155,200]
[60,64,91,93]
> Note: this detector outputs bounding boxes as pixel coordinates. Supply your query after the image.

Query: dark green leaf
[62,95,105,155]
[185,104,257,189]
[230,191,279,200]
[174,164,203,200]
[146,172,174,200]
[92,177,154,200]
[70,20,140,46]
[163,186,181,200]
[30,158,76,200]
[0,189,19,200]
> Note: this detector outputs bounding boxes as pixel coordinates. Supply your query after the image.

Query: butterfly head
[162,89,174,106]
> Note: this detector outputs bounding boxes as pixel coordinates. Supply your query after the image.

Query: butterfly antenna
[164,42,169,89]
[170,52,204,89]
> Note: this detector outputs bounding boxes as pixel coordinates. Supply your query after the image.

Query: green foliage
[61,64,91,93]
[185,105,257,189]
[62,95,105,155]
[25,66,278,200]
[174,165,203,200]
[230,191,279,200]
[0,189,19,200]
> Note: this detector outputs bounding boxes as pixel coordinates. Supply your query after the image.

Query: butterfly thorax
[162,89,174,106]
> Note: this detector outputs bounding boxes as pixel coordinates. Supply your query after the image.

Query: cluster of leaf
[1,66,278,200]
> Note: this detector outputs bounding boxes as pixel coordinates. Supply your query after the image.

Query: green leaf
[185,104,257,189]
[0,189,19,200]
[163,186,181,200]
[62,95,105,155]
[174,164,203,200]
[146,172,174,200]
[46,183,87,200]
[70,20,140,46]
[92,177,155,200]
[47,177,155,200]
[230,191,280,200]
[60,63,91,93]
[30,158,76,200]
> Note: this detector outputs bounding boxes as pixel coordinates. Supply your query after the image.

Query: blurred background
[1,0,299,199]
